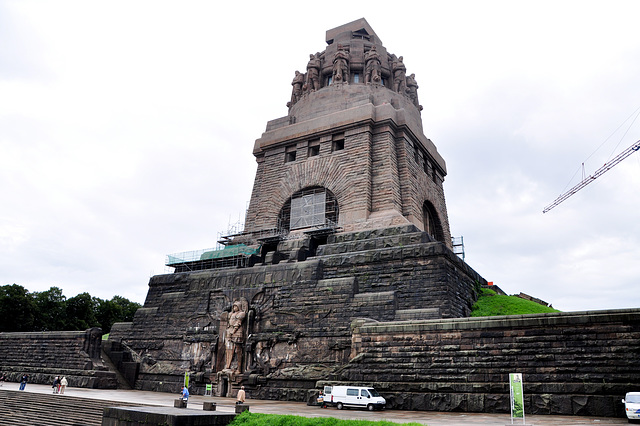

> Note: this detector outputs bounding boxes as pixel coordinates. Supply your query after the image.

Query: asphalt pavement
[3,382,629,426]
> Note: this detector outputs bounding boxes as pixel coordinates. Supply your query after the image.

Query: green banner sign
[509,373,525,421]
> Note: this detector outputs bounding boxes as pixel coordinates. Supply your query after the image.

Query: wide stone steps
[0,389,146,426]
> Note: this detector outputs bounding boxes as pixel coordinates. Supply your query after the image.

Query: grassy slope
[471,288,560,317]
[229,411,423,426]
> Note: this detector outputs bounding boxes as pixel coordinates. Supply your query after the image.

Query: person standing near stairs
[19,374,28,391]
[60,376,68,394]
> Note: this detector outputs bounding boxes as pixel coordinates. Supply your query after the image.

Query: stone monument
[107,17,482,402]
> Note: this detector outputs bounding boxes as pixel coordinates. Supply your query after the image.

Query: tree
[0,284,36,332]
[96,296,141,333]
[64,292,99,331]
[32,286,67,331]
[110,295,141,322]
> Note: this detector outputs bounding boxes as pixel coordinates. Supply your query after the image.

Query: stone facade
[339,309,640,418]
[109,225,483,397]
[0,328,117,388]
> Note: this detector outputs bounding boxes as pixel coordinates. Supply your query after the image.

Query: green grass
[471,288,560,317]
[229,411,424,426]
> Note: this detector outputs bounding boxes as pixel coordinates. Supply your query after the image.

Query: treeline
[0,284,141,334]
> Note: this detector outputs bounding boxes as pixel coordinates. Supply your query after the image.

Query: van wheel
[337,402,343,410]
[367,404,374,411]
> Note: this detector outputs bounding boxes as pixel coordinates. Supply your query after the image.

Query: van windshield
[367,388,381,397]
[627,394,640,403]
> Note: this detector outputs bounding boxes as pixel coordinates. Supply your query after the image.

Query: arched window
[422,201,444,242]
[278,187,338,232]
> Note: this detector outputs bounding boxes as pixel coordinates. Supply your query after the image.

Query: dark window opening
[332,134,345,152]
[308,235,328,257]
[308,143,320,157]
[285,146,297,163]
[260,242,278,264]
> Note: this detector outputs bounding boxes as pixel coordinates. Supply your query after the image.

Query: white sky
[1,1,639,311]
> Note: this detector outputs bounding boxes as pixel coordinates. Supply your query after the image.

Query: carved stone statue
[406,73,422,110]
[364,45,382,85]
[304,53,321,92]
[392,55,407,93]
[288,70,305,107]
[224,299,247,373]
[332,44,350,84]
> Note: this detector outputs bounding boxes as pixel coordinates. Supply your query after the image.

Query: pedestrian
[52,376,60,393]
[236,386,246,404]
[60,376,68,394]
[19,374,28,391]
[181,386,189,402]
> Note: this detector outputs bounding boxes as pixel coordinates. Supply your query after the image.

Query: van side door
[346,388,360,406]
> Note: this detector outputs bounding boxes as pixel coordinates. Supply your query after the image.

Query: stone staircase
[0,389,145,426]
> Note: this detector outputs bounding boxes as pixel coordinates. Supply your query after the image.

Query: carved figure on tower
[392,55,407,93]
[364,45,382,84]
[288,70,305,107]
[304,53,321,92]
[406,73,422,110]
[332,44,350,84]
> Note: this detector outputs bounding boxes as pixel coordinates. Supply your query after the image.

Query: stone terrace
[0,328,117,389]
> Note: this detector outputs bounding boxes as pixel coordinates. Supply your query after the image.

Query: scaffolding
[451,236,465,261]
[165,244,260,273]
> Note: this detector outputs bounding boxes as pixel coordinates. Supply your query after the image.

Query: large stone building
[108,16,482,397]
[104,19,639,418]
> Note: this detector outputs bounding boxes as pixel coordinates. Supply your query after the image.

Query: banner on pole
[184,372,190,388]
[509,373,525,422]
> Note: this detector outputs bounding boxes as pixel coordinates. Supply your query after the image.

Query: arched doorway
[422,200,444,242]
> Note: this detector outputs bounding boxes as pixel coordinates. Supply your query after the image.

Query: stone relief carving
[332,44,350,84]
[364,45,382,85]
[304,53,321,92]
[221,298,248,373]
[289,48,422,111]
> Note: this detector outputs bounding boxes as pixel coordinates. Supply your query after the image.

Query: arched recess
[422,200,445,243]
[278,186,339,232]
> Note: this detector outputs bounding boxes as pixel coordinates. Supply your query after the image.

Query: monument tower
[108,18,483,403]
[242,18,451,252]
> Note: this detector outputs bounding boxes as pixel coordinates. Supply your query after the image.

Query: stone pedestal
[102,406,235,426]
[235,404,249,414]
[203,401,217,411]
[173,399,187,408]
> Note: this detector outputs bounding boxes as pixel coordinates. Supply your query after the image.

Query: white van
[622,392,640,422]
[323,385,386,411]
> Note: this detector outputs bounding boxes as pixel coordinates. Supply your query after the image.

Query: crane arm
[543,139,640,213]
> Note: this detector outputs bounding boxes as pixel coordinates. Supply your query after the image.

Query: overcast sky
[1,1,639,312]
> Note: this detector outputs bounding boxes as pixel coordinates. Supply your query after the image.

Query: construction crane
[543,139,640,213]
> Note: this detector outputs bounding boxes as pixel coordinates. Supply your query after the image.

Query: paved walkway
[2,383,628,426]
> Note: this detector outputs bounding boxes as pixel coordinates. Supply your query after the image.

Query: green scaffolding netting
[199,244,259,261]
